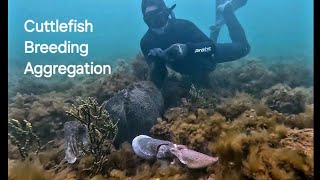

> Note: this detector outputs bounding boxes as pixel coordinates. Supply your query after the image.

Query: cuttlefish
[132,135,219,169]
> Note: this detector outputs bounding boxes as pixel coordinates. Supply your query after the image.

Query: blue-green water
[7,2,315,178]
[8,0,313,70]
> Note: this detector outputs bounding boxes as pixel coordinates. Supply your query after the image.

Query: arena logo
[194,47,211,53]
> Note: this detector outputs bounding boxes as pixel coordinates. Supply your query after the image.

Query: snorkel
[168,4,177,20]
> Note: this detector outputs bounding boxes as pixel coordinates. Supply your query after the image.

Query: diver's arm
[183,21,216,58]
[163,21,215,60]
[140,41,168,88]
[148,60,168,89]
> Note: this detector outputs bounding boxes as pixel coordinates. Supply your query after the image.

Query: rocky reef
[8,55,314,180]
[209,56,313,97]
[262,84,307,114]
[215,92,257,120]
[8,92,72,141]
[152,108,313,180]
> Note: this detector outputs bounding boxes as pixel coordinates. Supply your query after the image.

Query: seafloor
[8,54,314,180]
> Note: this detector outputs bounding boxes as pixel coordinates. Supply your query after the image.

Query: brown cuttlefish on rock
[132,135,219,169]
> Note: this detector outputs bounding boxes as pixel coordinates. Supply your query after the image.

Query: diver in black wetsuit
[140,0,250,88]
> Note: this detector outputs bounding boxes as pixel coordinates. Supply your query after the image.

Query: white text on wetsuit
[194,47,212,53]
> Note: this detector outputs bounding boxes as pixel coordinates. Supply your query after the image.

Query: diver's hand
[165,43,188,61]
[148,48,168,62]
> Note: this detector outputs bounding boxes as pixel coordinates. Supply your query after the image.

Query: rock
[104,81,164,145]
[263,84,306,114]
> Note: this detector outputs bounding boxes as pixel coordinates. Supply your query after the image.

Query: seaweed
[151,107,228,153]
[8,92,72,142]
[151,107,313,180]
[209,58,276,95]
[262,84,306,114]
[209,111,313,180]
[103,142,213,180]
[283,104,314,129]
[216,92,257,120]
[280,128,314,158]
[66,97,119,177]
[7,55,314,179]
[8,159,50,180]
[8,119,41,159]
[209,56,313,98]
[8,74,75,101]
[188,84,205,103]
[130,53,150,81]
[293,86,314,104]
[187,84,215,110]
[267,57,313,88]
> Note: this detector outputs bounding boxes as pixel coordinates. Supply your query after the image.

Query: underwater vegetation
[209,59,277,96]
[8,158,50,180]
[262,83,306,114]
[283,104,313,129]
[8,119,41,159]
[8,55,313,180]
[209,57,313,97]
[130,53,150,81]
[186,84,218,112]
[151,108,313,180]
[65,97,118,177]
[8,92,73,142]
[215,92,257,120]
[266,56,313,88]
[8,72,75,100]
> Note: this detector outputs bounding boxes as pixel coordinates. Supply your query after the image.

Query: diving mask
[144,4,176,29]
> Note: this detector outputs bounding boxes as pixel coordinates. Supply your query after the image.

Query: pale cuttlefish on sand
[132,135,219,169]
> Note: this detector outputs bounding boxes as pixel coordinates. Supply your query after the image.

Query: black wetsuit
[140,5,250,87]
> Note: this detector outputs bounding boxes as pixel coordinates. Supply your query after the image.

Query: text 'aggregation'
[23,19,112,78]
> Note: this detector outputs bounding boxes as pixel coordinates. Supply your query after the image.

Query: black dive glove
[147,44,188,63]
[148,48,168,62]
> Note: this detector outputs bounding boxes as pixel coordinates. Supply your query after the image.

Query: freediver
[140,0,250,88]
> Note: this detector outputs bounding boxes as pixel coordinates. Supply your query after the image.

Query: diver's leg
[221,2,248,43]
[231,0,248,11]
[210,0,224,43]
[192,72,211,88]
[210,28,220,43]
[213,3,250,63]
[210,0,248,42]
[213,42,250,63]
[218,0,248,14]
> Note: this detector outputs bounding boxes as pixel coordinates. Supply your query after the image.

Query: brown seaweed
[8,55,314,179]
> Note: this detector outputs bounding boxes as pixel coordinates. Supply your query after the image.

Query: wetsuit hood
[141,0,167,15]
